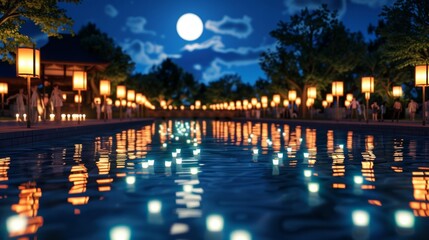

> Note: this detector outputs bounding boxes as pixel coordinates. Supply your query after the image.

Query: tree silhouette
[260,5,366,115]
[0,0,81,62]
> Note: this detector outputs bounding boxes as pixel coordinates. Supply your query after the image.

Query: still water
[1,119,429,239]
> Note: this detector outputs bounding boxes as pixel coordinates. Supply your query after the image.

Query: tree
[205,74,254,104]
[141,58,200,107]
[78,23,135,96]
[260,5,366,115]
[0,0,81,62]
[377,0,429,68]
[367,0,429,107]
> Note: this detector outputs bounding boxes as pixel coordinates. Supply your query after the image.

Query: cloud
[125,16,156,35]
[182,35,274,55]
[120,39,170,72]
[350,0,394,8]
[202,58,259,83]
[283,0,347,19]
[205,15,253,39]
[105,4,118,18]
[194,64,202,71]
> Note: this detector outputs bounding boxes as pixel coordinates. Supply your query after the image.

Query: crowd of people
[346,97,423,122]
[5,84,122,124]
[6,84,64,123]
[6,85,63,122]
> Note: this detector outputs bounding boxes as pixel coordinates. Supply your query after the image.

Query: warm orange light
[72,71,87,91]
[141,95,147,104]
[322,100,328,108]
[307,87,316,99]
[295,97,301,106]
[16,47,40,77]
[235,100,242,109]
[195,100,201,109]
[74,94,82,103]
[392,86,403,97]
[306,98,314,107]
[99,80,111,96]
[415,65,429,86]
[251,98,258,106]
[243,99,249,108]
[261,96,268,105]
[283,99,289,107]
[361,76,374,93]
[326,93,333,103]
[94,97,101,104]
[332,81,343,96]
[345,100,350,107]
[273,94,281,104]
[127,90,135,102]
[135,93,142,103]
[365,92,370,100]
[0,82,8,94]
[346,93,353,102]
[288,90,297,101]
[117,85,126,99]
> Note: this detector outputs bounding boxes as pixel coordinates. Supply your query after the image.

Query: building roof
[41,34,109,74]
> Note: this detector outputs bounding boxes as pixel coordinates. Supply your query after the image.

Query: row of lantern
[202,77,405,114]
[74,73,156,121]
[3,47,429,122]
[208,91,303,111]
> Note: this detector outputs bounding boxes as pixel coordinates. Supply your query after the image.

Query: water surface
[1,119,428,239]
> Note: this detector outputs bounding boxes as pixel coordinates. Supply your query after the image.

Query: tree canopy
[377,0,429,68]
[0,0,81,62]
[78,23,135,96]
[260,5,366,105]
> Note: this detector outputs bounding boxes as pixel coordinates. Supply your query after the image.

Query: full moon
[176,13,203,41]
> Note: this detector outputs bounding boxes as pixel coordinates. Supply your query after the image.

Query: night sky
[36,0,394,84]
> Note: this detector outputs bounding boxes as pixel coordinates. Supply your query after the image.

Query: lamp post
[0,82,8,116]
[415,64,429,125]
[283,99,289,118]
[288,90,297,118]
[273,94,281,118]
[326,93,333,107]
[74,94,82,121]
[306,98,315,119]
[136,93,143,118]
[16,46,40,128]
[72,71,87,124]
[322,100,328,109]
[116,85,126,120]
[295,97,301,109]
[332,81,344,121]
[307,87,316,119]
[361,76,374,123]
[141,95,147,117]
[127,89,135,119]
[251,98,257,118]
[99,80,111,121]
[261,96,268,117]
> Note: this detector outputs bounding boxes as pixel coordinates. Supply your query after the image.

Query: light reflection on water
[0,119,429,239]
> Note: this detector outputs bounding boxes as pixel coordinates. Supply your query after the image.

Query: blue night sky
[43,0,394,84]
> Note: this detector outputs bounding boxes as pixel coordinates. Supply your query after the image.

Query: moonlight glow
[176,13,204,41]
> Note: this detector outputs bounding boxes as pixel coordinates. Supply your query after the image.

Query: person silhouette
[50,84,63,122]
[6,88,27,121]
